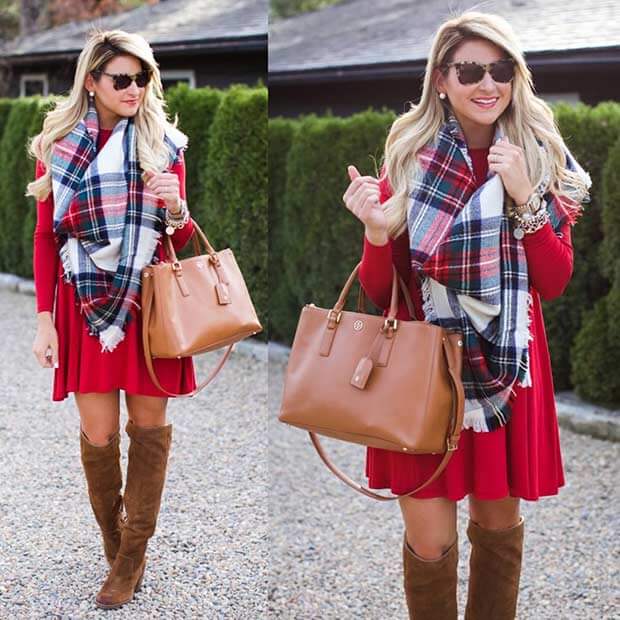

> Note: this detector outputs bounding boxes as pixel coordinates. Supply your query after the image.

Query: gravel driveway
[0,290,268,619]
[3,283,617,620]
[269,354,619,620]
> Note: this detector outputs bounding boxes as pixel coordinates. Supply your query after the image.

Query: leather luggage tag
[350,356,373,390]
[215,282,231,304]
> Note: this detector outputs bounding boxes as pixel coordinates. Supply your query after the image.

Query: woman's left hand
[488,136,533,206]
[143,171,182,213]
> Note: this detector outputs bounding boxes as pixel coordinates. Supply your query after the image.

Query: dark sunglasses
[92,69,151,91]
[442,59,515,85]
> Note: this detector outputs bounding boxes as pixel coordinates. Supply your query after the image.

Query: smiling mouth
[472,97,499,109]
[123,100,139,105]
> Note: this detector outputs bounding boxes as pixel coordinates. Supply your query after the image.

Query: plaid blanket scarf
[408,115,590,431]
[51,100,187,352]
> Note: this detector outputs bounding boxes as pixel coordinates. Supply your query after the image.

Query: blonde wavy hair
[381,11,590,238]
[27,29,176,201]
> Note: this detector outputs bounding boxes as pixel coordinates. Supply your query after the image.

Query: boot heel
[135,565,145,592]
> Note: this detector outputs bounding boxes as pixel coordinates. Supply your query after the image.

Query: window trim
[160,69,196,89]
[20,73,49,97]
[540,92,581,105]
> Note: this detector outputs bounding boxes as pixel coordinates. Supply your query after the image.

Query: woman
[27,30,196,609]
[342,12,590,620]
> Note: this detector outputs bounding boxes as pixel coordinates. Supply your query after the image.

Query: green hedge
[21,97,58,279]
[0,97,40,273]
[165,84,223,228]
[268,117,298,341]
[203,85,268,336]
[571,284,620,406]
[280,109,394,339]
[571,134,620,405]
[0,99,12,141]
[543,102,620,390]
[599,127,620,280]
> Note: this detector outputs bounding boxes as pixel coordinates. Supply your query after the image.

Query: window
[20,73,49,97]
[160,70,196,90]
[540,92,580,105]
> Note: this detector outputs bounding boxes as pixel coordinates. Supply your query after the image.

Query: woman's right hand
[33,312,58,369]
[342,165,388,244]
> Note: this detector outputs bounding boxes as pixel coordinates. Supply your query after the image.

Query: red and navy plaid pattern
[51,100,185,352]
[408,115,589,431]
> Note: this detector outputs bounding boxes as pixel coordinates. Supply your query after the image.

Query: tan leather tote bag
[140,219,262,397]
[278,262,465,500]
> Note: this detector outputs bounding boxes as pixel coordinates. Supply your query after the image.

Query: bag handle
[163,219,231,302]
[356,272,416,319]
[331,261,399,326]
[308,333,465,500]
[163,217,218,264]
[334,261,416,324]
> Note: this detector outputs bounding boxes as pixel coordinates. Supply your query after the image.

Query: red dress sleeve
[522,217,573,301]
[33,160,59,313]
[166,150,195,254]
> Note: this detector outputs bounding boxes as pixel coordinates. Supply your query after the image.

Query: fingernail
[54,362,59,369]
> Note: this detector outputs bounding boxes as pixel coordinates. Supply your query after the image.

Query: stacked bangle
[508,192,549,239]
[165,198,190,235]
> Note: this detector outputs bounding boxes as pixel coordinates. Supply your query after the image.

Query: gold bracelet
[165,199,189,234]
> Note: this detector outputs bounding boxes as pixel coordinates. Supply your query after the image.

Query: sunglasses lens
[457,64,485,85]
[135,71,150,88]
[490,60,514,83]
[113,75,132,90]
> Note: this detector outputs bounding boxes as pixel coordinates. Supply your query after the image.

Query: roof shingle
[5,0,267,57]
[269,0,620,72]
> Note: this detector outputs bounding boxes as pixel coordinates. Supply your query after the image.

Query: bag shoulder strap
[308,432,455,501]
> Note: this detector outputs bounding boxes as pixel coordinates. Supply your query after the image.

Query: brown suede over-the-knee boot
[95,419,172,609]
[79,428,125,567]
[402,533,459,619]
[465,516,525,620]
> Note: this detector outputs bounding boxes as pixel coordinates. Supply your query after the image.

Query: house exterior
[1,0,267,97]
[269,0,620,117]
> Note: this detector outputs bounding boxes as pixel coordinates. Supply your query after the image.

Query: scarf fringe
[517,291,534,388]
[420,273,437,323]
[98,325,126,353]
[462,403,489,432]
[59,240,74,283]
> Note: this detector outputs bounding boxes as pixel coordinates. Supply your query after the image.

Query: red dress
[361,147,568,501]
[33,128,197,401]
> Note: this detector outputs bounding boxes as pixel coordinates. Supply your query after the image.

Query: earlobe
[432,67,445,97]
[84,73,95,93]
